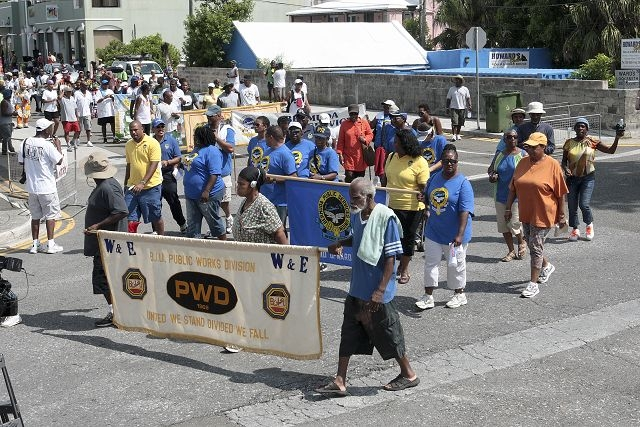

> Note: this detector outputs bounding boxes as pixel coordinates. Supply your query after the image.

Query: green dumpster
[482,91,522,133]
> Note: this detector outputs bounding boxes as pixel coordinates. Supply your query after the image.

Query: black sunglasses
[442,159,458,165]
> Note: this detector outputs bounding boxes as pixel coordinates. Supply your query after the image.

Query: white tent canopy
[232,21,427,69]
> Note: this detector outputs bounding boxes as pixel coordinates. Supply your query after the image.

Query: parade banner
[286,178,387,266]
[231,104,365,144]
[112,94,161,140]
[98,231,322,360]
[182,103,281,151]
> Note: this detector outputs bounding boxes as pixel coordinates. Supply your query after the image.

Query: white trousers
[423,238,467,290]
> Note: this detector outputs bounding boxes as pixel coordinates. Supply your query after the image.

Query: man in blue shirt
[285,121,316,178]
[247,116,269,167]
[317,178,419,397]
[153,118,186,234]
[261,125,297,227]
[205,105,236,233]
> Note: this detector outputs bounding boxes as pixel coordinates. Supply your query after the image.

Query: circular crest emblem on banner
[318,190,350,239]
[122,268,147,299]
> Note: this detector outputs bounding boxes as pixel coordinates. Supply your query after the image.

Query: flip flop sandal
[314,381,348,397]
[398,274,411,284]
[383,374,420,391]
[501,251,516,262]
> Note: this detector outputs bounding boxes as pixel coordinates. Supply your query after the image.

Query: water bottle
[448,243,457,267]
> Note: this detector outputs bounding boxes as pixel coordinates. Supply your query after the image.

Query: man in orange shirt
[337,104,373,182]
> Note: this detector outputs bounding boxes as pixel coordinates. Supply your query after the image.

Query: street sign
[621,39,640,69]
[615,70,640,89]
[466,27,486,50]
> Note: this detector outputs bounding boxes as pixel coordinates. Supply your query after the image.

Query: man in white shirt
[445,75,472,141]
[226,60,240,90]
[60,86,80,151]
[239,75,260,106]
[155,90,180,137]
[272,62,286,102]
[74,81,93,147]
[167,79,185,112]
[19,118,64,254]
[95,78,116,143]
[41,79,61,136]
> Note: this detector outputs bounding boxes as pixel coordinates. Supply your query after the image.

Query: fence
[545,114,602,145]
[2,141,80,208]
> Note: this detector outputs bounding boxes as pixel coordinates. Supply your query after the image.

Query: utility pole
[419,0,426,47]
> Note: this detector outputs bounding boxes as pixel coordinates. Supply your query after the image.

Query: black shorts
[339,295,406,361]
[44,111,60,120]
[98,116,115,126]
[393,209,424,257]
[92,255,110,295]
[267,82,274,90]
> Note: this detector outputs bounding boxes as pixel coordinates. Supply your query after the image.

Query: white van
[111,59,164,82]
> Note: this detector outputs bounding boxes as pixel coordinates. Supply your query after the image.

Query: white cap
[36,118,54,131]
[294,79,303,84]
[208,82,215,88]
[288,121,303,130]
[318,113,331,124]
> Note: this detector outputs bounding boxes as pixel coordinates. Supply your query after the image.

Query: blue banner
[287,180,387,266]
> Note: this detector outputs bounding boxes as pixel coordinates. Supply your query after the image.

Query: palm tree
[434,0,496,49]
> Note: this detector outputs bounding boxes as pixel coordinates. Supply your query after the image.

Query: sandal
[501,251,516,262]
[383,374,420,391]
[398,274,411,284]
[517,243,527,259]
[314,381,348,397]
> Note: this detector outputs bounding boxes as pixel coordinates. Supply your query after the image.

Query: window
[347,14,358,22]
[364,12,374,22]
[74,0,83,9]
[328,15,340,22]
[92,0,120,7]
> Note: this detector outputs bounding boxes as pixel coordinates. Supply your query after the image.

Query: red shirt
[336,118,373,172]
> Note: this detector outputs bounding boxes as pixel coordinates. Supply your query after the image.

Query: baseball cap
[207,82,215,88]
[101,79,109,84]
[318,113,331,125]
[313,126,331,140]
[288,121,303,130]
[416,122,433,142]
[348,104,359,114]
[35,118,54,131]
[523,132,548,147]
[205,105,222,116]
[46,79,54,85]
[388,105,400,114]
[294,79,303,84]
[152,118,165,128]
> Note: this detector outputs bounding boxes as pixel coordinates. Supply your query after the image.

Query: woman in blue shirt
[489,128,526,261]
[181,126,226,240]
[416,144,474,310]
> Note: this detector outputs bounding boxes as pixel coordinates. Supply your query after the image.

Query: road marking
[0,210,75,255]
[223,299,640,426]
[457,149,495,156]
[598,148,640,161]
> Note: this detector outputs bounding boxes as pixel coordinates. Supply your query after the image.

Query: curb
[0,209,32,251]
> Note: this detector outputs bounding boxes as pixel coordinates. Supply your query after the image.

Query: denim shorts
[125,184,162,223]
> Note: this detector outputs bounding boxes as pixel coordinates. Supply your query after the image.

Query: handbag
[362,142,375,166]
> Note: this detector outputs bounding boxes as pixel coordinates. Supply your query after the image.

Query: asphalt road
[1,133,639,426]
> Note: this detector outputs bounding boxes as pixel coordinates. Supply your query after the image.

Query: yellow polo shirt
[125,135,162,189]
[385,154,429,210]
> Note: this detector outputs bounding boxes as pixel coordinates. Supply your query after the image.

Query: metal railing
[545,114,602,144]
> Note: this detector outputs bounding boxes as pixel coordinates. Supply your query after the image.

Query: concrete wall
[182,67,640,132]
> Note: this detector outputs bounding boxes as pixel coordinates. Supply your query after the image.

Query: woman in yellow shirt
[382,128,430,284]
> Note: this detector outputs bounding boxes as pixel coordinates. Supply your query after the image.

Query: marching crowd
[5,69,625,392]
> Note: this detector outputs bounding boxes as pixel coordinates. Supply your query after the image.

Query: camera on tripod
[0,256,22,318]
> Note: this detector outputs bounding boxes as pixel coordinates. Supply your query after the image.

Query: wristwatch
[139,180,147,186]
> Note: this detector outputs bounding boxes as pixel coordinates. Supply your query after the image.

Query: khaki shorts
[28,192,61,220]
[222,175,232,203]
[495,201,522,235]
[450,108,466,127]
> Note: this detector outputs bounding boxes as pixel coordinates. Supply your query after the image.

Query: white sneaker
[86,141,94,147]
[45,243,64,254]
[226,216,234,234]
[568,228,580,241]
[29,245,39,254]
[585,223,594,241]
[521,282,539,298]
[445,292,467,308]
[538,263,555,284]
[456,134,462,140]
[0,314,22,327]
[224,345,242,353]
[415,293,434,310]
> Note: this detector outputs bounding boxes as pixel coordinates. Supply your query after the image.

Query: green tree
[183,0,253,67]
[95,34,180,68]
[571,53,615,87]
[434,0,496,49]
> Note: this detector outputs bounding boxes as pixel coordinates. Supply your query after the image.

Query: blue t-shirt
[380,123,397,153]
[260,144,297,206]
[285,138,316,178]
[424,172,474,245]
[159,134,182,174]
[309,146,340,181]
[349,214,403,304]
[247,136,267,168]
[181,145,224,200]
[302,124,315,142]
[373,113,392,148]
[419,134,447,167]
[493,149,526,203]
[215,125,235,177]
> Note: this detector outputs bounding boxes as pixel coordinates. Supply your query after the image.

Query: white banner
[489,50,529,68]
[621,39,640,70]
[98,231,322,360]
[230,104,366,143]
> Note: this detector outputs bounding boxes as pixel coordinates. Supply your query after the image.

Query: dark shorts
[44,111,60,120]
[339,295,406,361]
[393,208,424,257]
[267,82,274,90]
[92,255,110,295]
[97,116,115,126]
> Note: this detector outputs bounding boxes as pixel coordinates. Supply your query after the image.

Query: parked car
[111,60,164,83]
